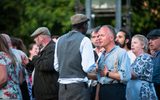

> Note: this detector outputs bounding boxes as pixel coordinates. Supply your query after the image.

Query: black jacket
[32,40,59,100]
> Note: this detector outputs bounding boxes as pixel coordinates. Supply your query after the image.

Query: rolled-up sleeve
[80,37,95,73]
[118,51,131,82]
[54,39,59,72]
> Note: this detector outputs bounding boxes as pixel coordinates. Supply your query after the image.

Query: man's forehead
[92,32,99,35]
[117,31,125,36]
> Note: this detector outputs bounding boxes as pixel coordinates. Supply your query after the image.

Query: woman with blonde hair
[0,34,22,99]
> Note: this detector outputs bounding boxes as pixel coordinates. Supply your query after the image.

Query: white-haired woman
[126,34,157,100]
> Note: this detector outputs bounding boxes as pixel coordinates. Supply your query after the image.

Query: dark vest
[57,31,87,78]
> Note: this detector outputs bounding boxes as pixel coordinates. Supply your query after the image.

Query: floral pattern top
[126,53,157,100]
[0,51,22,99]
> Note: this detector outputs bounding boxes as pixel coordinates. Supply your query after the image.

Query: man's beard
[115,41,125,48]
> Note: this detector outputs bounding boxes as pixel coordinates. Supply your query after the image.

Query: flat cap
[31,27,51,38]
[71,14,89,25]
[147,29,160,39]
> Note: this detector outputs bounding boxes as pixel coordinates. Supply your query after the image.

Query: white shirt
[127,50,136,64]
[54,37,95,84]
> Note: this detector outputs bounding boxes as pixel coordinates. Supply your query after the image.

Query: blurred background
[0,0,159,46]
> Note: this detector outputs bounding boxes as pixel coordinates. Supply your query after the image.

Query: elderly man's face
[98,27,112,48]
[148,37,160,51]
[34,35,43,47]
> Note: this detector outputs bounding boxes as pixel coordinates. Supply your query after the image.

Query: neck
[104,43,115,53]
[73,28,85,34]
[95,47,103,54]
[123,45,130,51]
[135,50,144,57]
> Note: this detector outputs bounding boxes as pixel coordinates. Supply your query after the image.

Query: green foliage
[19,0,75,45]
[0,0,159,46]
[0,0,75,46]
[131,0,160,35]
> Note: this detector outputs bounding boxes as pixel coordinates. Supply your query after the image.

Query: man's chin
[115,42,122,47]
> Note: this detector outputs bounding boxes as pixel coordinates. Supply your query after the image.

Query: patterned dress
[126,53,157,100]
[0,52,22,99]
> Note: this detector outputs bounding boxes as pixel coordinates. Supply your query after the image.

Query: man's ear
[125,39,129,44]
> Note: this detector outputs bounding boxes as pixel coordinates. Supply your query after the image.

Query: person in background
[25,43,39,99]
[90,26,104,100]
[1,33,31,100]
[26,43,39,78]
[54,13,95,100]
[126,34,157,100]
[11,37,28,54]
[30,27,59,100]
[90,26,104,61]
[115,28,136,64]
[147,29,160,99]
[97,25,131,100]
[0,34,22,99]
[10,36,31,100]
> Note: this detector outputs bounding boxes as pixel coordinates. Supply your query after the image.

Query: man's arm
[80,37,95,73]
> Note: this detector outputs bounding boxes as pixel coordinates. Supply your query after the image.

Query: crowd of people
[0,13,160,100]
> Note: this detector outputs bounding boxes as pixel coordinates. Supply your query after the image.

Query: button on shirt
[54,37,95,84]
[97,46,131,84]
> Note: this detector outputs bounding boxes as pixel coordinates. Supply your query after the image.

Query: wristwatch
[106,71,110,77]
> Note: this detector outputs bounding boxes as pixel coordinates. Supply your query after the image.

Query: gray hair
[132,34,148,52]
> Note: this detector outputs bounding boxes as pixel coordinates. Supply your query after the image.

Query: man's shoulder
[43,40,55,52]
[156,50,160,57]
[113,46,129,59]
[115,46,127,53]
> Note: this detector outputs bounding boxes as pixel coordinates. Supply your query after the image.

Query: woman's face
[29,44,39,56]
[131,37,144,55]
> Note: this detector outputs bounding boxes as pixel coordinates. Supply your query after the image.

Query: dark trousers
[20,80,30,100]
[99,83,126,100]
[90,85,97,100]
[59,83,90,100]
[154,84,160,99]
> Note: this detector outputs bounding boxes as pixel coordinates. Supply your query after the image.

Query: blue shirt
[126,53,157,100]
[97,46,131,84]
[152,50,160,84]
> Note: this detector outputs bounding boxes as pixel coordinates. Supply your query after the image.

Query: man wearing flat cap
[30,27,59,100]
[54,14,95,100]
[147,29,160,99]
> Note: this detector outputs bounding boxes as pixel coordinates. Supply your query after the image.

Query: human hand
[21,56,29,65]
[100,65,109,77]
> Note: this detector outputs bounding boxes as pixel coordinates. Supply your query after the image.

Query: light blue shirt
[54,37,95,84]
[97,46,131,84]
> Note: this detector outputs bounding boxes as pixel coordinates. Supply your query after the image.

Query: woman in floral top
[126,34,157,100]
[0,34,22,99]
